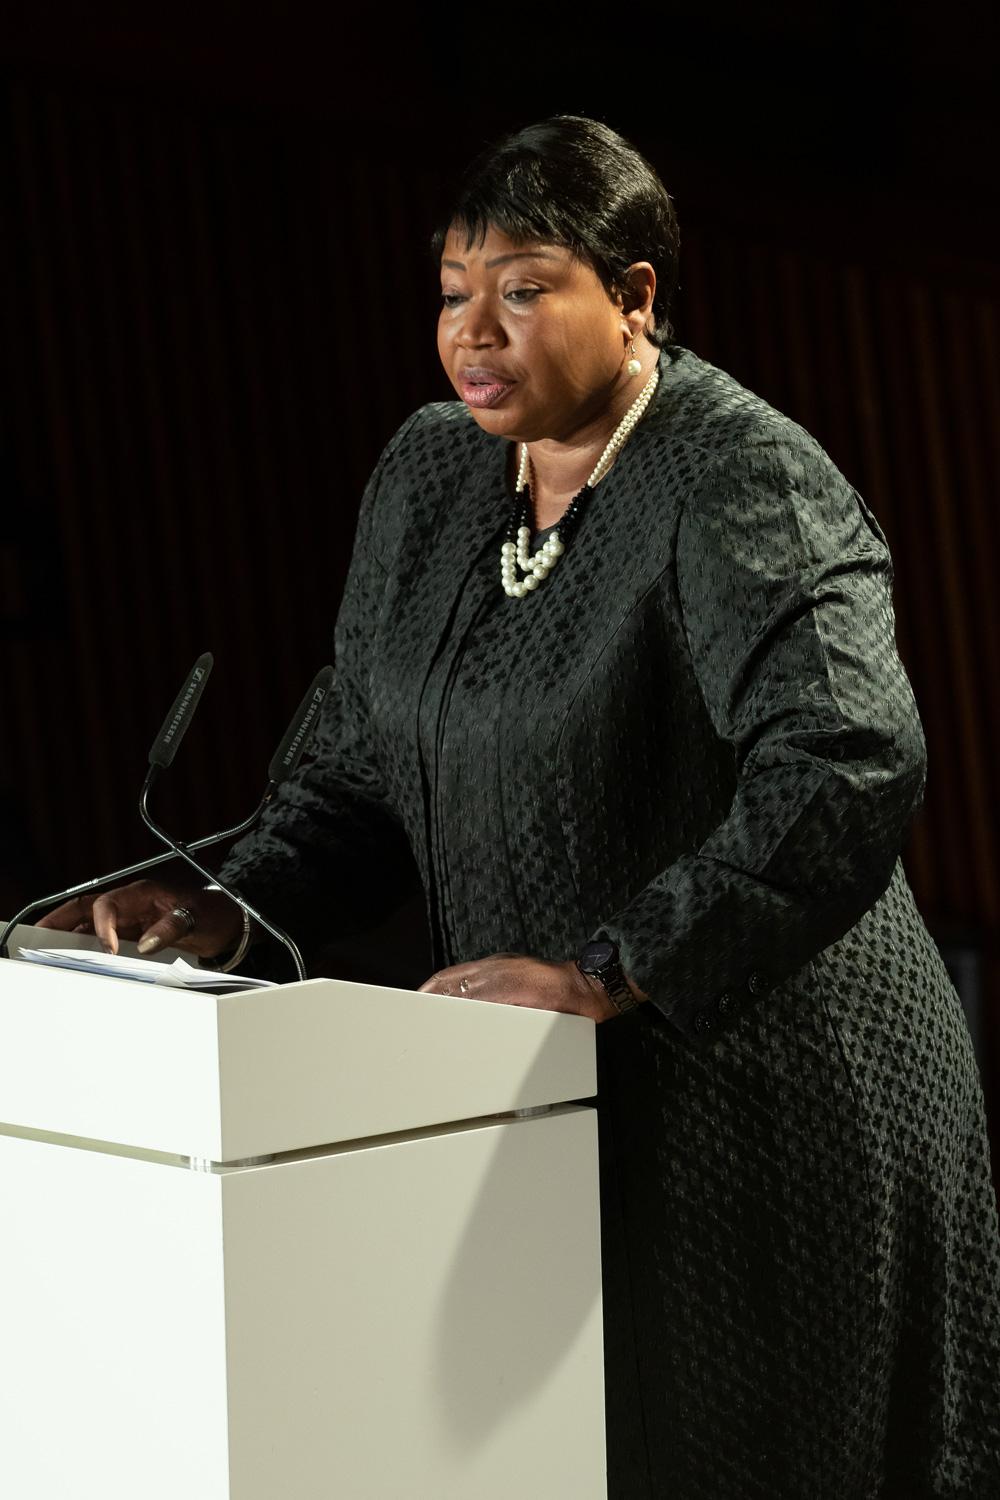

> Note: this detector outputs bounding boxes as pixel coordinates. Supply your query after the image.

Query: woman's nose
[456,296,504,347]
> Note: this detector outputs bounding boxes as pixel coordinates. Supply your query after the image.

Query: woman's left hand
[416,952,620,1022]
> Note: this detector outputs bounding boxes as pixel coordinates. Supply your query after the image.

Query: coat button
[694,1011,714,1034]
[747,971,768,995]
[716,991,736,1017]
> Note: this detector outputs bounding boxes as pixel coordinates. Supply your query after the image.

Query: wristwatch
[576,931,643,1017]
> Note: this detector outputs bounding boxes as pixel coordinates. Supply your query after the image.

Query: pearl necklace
[500,363,660,599]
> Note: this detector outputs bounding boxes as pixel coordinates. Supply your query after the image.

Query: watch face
[580,939,616,971]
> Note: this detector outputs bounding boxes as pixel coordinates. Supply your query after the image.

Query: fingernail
[137,935,160,954]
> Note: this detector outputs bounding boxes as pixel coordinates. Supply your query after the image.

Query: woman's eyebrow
[441,250,560,270]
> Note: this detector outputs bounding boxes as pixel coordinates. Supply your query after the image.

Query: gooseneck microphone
[0,653,214,959]
[0,659,334,971]
[138,668,335,984]
[266,666,335,786]
[147,651,214,769]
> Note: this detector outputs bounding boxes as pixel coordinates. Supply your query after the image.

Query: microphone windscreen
[147,652,214,768]
[268,665,335,784]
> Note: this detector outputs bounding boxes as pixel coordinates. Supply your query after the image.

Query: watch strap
[578,931,643,1016]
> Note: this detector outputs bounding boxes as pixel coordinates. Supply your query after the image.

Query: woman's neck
[508,346,661,525]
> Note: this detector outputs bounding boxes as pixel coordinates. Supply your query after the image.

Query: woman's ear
[622,262,657,323]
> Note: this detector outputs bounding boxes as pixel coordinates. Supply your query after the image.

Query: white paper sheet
[16,946,275,991]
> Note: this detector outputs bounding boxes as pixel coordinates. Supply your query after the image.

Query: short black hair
[429,115,681,346]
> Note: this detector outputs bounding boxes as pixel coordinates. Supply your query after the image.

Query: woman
[41,116,1000,1496]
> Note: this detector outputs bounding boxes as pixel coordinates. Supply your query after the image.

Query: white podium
[0,925,606,1499]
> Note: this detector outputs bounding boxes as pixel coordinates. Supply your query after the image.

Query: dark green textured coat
[221,345,1000,1496]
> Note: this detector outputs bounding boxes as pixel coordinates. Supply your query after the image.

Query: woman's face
[437,221,646,444]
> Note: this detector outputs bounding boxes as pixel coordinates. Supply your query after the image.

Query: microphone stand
[138,767,307,983]
[3,659,332,984]
[0,792,271,961]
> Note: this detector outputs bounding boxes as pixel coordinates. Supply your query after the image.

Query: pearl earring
[626,338,641,378]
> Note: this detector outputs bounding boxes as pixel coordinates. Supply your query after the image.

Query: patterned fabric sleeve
[595,422,928,1046]
[215,412,422,945]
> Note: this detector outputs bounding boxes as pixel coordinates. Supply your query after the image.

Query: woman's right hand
[35,880,244,960]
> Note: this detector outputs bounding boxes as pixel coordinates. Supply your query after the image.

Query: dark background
[2,3,998,1173]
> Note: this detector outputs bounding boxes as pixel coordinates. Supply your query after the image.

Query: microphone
[148,651,214,769]
[267,666,335,785]
[1,653,214,959]
[1,661,334,967]
[138,667,336,984]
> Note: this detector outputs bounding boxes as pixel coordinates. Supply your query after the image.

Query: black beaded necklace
[499,364,660,599]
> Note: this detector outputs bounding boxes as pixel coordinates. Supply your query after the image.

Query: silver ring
[169,906,196,935]
[459,976,470,994]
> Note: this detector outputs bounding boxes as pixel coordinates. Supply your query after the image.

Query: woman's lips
[460,379,516,408]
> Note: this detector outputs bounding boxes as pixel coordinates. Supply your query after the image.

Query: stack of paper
[16,947,276,992]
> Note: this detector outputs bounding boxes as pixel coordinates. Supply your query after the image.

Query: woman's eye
[439,289,540,308]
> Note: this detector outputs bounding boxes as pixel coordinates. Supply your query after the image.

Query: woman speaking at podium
[40,117,1000,1495]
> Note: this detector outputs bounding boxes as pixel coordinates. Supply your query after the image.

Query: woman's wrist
[199,885,254,972]
[570,938,651,1019]
[623,969,650,1006]
[563,959,641,1021]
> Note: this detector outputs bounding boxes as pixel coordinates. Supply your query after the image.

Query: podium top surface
[0,927,596,1162]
